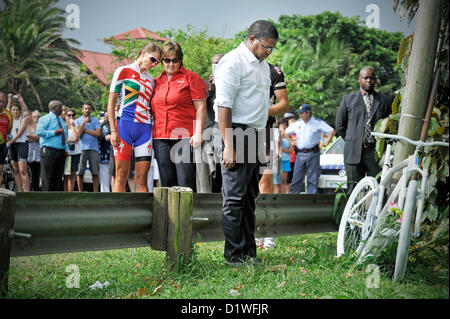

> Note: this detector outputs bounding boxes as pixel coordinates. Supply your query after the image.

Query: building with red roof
[104,26,168,43]
[76,50,131,85]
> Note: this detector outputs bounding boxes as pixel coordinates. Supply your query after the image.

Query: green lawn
[5,232,448,299]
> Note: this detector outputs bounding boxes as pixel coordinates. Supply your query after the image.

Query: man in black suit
[335,67,392,195]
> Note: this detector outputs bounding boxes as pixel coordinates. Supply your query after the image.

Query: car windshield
[325,137,344,155]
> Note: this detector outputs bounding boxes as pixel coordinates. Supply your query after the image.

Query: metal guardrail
[0,187,344,296]
[11,192,153,257]
[191,193,339,242]
[9,191,340,257]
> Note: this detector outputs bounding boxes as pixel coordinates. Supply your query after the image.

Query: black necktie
[363,93,372,145]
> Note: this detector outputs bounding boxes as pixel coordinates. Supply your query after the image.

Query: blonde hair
[161,41,183,65]
[137,42,161,60]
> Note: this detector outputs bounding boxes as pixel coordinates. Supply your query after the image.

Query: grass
[4,232,449,299]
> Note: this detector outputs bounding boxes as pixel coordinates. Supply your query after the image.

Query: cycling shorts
[113,118,152,161]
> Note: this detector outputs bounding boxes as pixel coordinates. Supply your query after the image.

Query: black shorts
[0,143,7,165]
[70,154,81,172]
[8,142,29,162]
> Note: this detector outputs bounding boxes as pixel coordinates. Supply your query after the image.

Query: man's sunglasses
[145,51,160,64]
[161,57,180,64]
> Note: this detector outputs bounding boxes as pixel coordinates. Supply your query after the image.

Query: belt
[295,144,319,153]
[42,146,65,152]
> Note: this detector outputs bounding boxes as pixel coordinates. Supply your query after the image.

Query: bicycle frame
[371,132,447,237]
[357,132,447,264]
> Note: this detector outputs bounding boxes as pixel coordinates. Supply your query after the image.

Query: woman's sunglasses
[161,57,180,64]
[67,114,75,117]
[145,51,160,64]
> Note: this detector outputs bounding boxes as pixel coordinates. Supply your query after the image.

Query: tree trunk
[394,0,444,166]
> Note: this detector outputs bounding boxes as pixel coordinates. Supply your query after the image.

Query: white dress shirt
[213,42,271,129]
[285,117,334,150]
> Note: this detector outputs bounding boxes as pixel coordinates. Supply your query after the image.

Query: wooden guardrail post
[166,186,193,271]
[0,189,16,297]
[150,187,169,251]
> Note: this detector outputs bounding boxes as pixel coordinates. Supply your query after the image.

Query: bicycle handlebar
[371,132,449,148]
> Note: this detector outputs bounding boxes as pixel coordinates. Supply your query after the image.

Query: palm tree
[270,36,368,124]
[0,0,79,107]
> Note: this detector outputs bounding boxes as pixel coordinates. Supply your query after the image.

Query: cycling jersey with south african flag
[110,61,155,124]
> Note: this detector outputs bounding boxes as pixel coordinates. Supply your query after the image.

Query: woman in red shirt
[151,41,206,191]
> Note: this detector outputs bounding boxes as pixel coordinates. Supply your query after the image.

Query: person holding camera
[63,109,81,191]
[75,104,101,192]
[26,110,41,191]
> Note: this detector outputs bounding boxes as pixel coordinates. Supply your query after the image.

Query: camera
[12,95,18,99]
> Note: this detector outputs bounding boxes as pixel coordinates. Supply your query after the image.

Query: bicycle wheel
[337,176,378,257]
[394,179,418,282]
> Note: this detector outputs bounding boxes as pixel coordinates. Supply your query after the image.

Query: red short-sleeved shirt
[151,66,206,139]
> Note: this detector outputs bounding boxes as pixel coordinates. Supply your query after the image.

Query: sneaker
[263,237,276,249]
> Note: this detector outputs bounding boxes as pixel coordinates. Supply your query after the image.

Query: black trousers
[153,138,197,192]
[345,144,380,195]
[29,161,40,191]
[221,126,265,263]
[40,147,65,191]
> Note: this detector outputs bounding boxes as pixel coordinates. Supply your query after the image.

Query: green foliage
[18,64,107,114]
[0,0,79,107]
[265,12,402,124]
[273,11,403,95]
[268,36,363,124]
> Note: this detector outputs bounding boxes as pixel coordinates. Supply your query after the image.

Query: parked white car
[318,136,347,192]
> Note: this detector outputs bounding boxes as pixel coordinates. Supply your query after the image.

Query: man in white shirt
[214,20,278,267]
[286,104,335,194]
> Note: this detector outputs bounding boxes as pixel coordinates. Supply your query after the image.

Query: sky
[57,0,416,53]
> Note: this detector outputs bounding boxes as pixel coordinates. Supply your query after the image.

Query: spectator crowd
[0,93,159,192]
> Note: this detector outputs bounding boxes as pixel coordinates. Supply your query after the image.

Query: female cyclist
[107,43,161,192]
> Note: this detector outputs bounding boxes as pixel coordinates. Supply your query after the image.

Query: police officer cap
[298,104,311,113]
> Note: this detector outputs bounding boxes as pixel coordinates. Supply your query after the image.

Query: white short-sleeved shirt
[213,42,271,129]
[11,116,28,143]
[286,117,334,149]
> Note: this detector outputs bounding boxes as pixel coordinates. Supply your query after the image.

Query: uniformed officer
[286,104,335,194]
